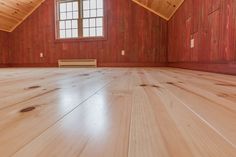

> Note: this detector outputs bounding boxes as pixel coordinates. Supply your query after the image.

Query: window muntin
[59,1,79,38]
[82,0,103,37]
[57,0,104,39]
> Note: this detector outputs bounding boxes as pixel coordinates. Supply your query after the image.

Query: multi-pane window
[59,1,79,38]
[57,0,104,39]
[82,0,103,37]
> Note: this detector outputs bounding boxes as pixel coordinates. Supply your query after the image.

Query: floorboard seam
[11,76,119,156]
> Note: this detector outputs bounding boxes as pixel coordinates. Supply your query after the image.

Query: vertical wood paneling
[168,0,236,74]
[0,31,9,66]
[219,0,236,61]
[8,0,168,67]
[208,10,220,61]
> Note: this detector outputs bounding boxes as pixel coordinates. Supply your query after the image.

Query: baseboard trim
[9,63,58,67]
[168,62,236,75]
[0,64,9,67]
[98,62,167,67]
[8,62,167,68]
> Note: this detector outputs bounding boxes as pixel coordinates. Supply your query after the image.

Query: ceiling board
[0,0,184,32]
[132,0,184,20]
[0,0,45,32]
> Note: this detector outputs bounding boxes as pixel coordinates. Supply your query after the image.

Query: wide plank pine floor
[0,68,235,157]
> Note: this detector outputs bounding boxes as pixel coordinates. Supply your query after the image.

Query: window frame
[54,0,107,42]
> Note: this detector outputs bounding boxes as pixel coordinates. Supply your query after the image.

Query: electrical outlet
[190,39,195,48]
[121,50,125,56]
[40,53,44,58]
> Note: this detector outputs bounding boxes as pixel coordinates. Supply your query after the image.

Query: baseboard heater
[58,59,97,68]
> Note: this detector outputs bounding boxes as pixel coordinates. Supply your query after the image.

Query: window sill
[54,36,107,43]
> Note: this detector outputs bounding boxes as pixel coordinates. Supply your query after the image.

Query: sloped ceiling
[0,0,183,32]
[0,0,45,32]
[132,0,184,20]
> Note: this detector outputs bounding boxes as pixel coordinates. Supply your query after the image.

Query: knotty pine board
[0,68,235,157]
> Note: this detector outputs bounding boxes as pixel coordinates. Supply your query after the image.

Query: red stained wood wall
[0,31,9,66]
[168,0,236,74]
[8,0,168,67]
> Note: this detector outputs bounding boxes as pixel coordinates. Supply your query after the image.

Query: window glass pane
[90,28,96,36]
[96,18,103,27]
[83,19,89,27]
[66,21,72,29]
[83,10,90,18]
[73,11,78,19]
[67,2,73,11]
[59,21,65,29]
[89,18,96,27]
[73,2,78,11]
[72,29,78,37]
[96,27,103,36]
[72,20,78,28]
[67,12,73,19]
[83,1,90,10]
[60,12,66,20]
[66,29,72,38]
[90,0,96,9]
[60,30,66,38]
[90,9,96,17]
[97,9,103,16]
[60,3,66,12]
[83,28,90,37]
[97,0,103,8]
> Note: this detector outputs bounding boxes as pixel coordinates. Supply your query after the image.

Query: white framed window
[56,0,104,39]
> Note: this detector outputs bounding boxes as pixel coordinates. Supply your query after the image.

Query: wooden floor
[0,68,235,157]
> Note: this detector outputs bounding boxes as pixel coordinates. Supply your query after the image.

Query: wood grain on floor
[0,68,235,157]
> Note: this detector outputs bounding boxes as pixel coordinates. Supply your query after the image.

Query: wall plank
[9,0,168,67]
[168,0,236,74]
[0,31,9,66]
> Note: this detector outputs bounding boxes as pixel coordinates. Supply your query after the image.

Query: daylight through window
[57,0,104,39]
